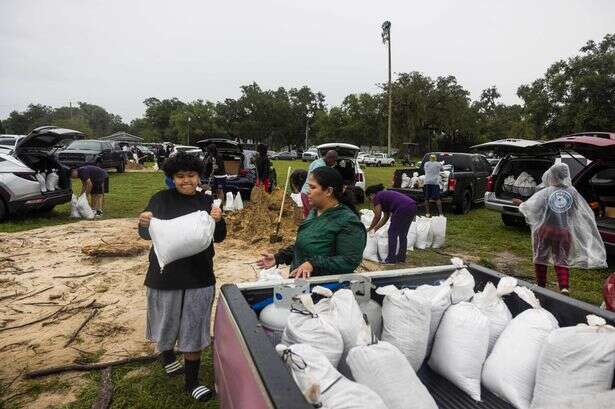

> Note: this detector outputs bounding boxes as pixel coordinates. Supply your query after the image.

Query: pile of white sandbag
[222,191,244,212]
[401,173,412,188]
[70,193,95,220]
[512,172,537,197]
[414,216,447,250]
[503,175,516,192]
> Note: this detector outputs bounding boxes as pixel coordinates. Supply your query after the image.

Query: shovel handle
[277,166,292,224]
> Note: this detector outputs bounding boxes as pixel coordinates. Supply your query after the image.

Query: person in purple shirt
[70,165,109,218]
[365,184,417,263]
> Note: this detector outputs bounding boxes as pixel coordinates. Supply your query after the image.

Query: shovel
[270,166,292,243]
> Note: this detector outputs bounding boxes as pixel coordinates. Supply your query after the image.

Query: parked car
[317,143,366,202]
[301,147,318,162]
[58,139,126,172]
[275,150,298,160]
[391,152,492,214]
[196,138,257,200]
[0,126,84,220]
[213,263,615,409]
[541,135,615,258]
[471,138,592,226]
[363,152,395,166]
[0,134,26,155]
[357,152,369,164]
[172,145,204,160]
[135,145,156,162]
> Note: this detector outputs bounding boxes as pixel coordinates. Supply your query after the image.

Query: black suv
[391,152,492,213]
[58,139,126,172]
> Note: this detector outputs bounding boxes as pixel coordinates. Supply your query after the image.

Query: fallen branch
[91,367,113,409]
[25,355,159,379]
[64,309,98,348]
[53,272,97,279]
[0,305,67,332]
[21,301,59,306]
[14,286,53,301]
[0,291,23,302]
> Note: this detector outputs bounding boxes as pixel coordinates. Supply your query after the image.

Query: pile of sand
[225,186,300,246]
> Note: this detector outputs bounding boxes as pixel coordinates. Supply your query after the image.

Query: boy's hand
[139,211,153,228]
[210,206,222,221]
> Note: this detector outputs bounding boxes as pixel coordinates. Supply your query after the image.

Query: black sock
[184,358,201,391]
[161,350,176,366]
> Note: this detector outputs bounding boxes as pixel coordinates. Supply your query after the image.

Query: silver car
[0,134,26,155]
[0,126,84,220]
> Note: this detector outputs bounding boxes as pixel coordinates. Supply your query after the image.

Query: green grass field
[1,159,610,409]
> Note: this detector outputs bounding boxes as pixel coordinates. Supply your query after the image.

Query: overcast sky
[1,0,614,122]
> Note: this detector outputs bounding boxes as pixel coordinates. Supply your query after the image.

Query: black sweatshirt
[138,189,226,290]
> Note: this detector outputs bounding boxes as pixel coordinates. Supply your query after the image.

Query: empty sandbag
[148,210,216,270]
[530,315,615,409]
[428,301,489,401]
[346,329,438,409]
[471,277,517,353]
[482,287,559,409]
[281,293,344,367]
[233,192,244,210]
[376,285,430,371]
[223,191,235,211]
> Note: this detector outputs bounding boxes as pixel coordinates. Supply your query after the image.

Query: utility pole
[382,21,392,156]
[69,101,72,120]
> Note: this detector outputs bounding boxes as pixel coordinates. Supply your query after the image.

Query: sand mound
[81,238,150,257]
[226,186,300,246]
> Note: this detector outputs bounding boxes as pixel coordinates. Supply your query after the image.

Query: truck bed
[215,264,615,409]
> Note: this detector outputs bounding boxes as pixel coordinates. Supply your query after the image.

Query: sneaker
[560,288,570,296]
[94,210,103,219]
[163,360,184,377]
[187,385,213,402]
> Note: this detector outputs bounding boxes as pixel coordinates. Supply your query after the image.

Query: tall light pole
[187,116,191,145]
[382,21,392,155]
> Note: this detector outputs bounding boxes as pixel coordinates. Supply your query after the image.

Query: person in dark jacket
[253,143,272,192]
[257,166,366,278]
[70,165,108,218]
[204,143,226,201]
[365,184,417,263]
[138,152,226,402]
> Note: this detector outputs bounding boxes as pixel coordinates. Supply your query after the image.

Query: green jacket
[275,204,367,276]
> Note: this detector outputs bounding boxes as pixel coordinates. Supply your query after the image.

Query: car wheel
[117,161,125,173]
[501,213,525,227]
[0,199,7,222]
[456,190,472,214]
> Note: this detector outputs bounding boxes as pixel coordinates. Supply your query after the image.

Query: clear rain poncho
[518,163,607,268]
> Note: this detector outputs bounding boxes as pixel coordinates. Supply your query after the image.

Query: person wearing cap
[423,154,443,217]
[300,150,338,217]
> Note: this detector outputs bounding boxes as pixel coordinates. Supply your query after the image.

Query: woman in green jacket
[257,166,366,278]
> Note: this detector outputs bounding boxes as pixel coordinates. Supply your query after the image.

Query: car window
[67,140,103,151]
[421,154,472,172]
[103,142,112,150]
[0,138,16,147]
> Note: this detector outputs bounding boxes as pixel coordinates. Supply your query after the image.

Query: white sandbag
[471,277,517,353]
[276,343,340,406]
[233,192,244,210]
[430,215,447,248]
[359,209,374,228]
[76,193,95,219]
[258,266,284,282]
[212,198,222,208]
[531,389,615,409]
[35,172,47,193]
[281,293,344,367]
[148,210,216,270]
[322,376,388,409]
[415,216,431,249]
[375,222,389,262]
[362,232,379,262]
[414,282,452,348]
[223,191,235,211]
[446,258,476,303]
[376,285,430,370]
[290,192,303,208]
[418,174,426,187]
[530,315,615,409]
[45,170,59,192]
[401,173,411,188]
[503,175,516,192]
[482,287,559,409]
[406,222,417,251]
[347,334,438,409]
[410,171,420,189]
[428,301,490,401]
[314,287,368,351]
[69,194,81,218]
[152,162,159,171]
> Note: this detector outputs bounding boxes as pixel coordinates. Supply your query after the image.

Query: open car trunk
[197,138,244,176]
[494,157,553,200]
[17,150,72,192]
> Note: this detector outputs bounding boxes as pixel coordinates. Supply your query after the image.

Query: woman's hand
[139,211,153,228]
[289,261,314,279]
[512,198,523,206]
[210,206,222,222]
[256,253,276,269]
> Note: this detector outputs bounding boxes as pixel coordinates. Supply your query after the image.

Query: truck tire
[501,213,525,227]
[116,160,125,173]
[455,190,472,214]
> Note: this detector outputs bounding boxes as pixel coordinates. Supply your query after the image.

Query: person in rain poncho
[513,163,607,294]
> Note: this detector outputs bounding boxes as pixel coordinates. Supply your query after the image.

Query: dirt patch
[0,217,282,408]
[492,251,527,276]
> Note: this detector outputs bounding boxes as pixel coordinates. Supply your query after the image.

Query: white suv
[364,152,395,166]
[317,143,366,201]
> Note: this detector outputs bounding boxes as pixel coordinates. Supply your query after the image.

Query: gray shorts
[146,286,215,353]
